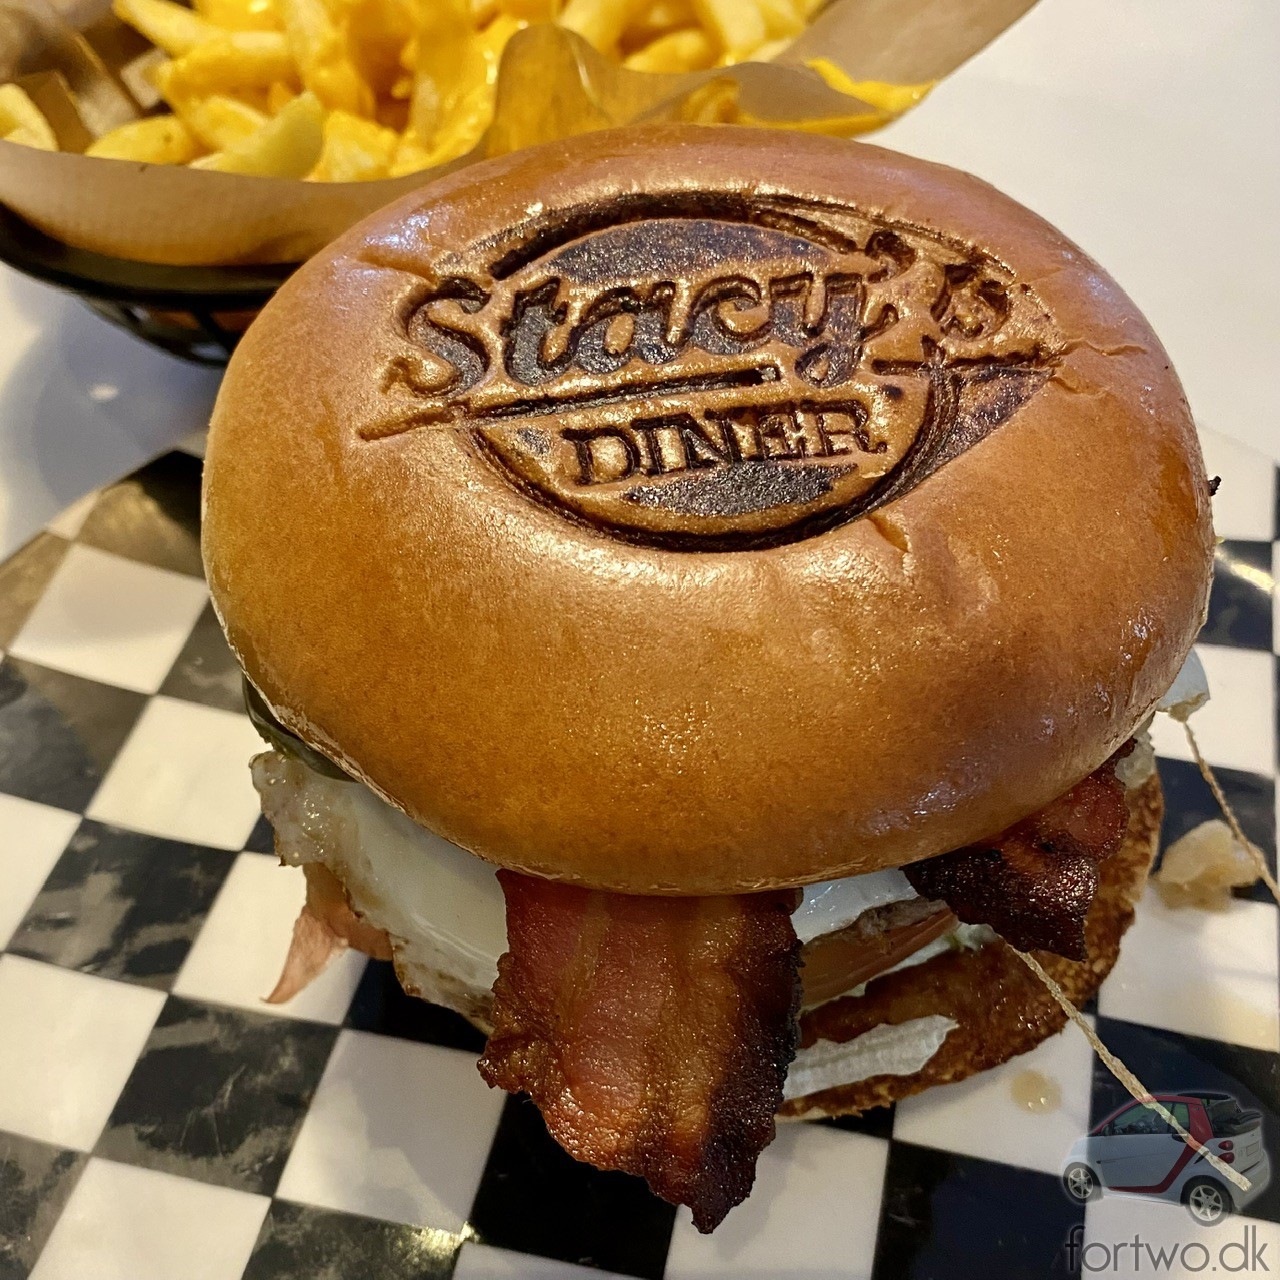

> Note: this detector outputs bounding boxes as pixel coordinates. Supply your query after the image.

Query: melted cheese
[794,870,918,944]
[1158,649,1210,721]
[253,751,936,1015]
[782,1016,959,1104]
[253,752,507,1020]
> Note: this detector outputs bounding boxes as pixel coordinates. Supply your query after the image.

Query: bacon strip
[266,900,345,1005]
[265,863,392,1005]
[478,871,803,1232]
[299,862,393,961]
[904,756,1131,959]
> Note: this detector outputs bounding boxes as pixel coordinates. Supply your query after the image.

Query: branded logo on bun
[364,193,1063,549]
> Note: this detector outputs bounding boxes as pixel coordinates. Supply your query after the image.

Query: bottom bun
[780,772,1162,1119]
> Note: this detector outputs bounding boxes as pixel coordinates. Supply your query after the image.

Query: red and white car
[1062,1091,1271,1225]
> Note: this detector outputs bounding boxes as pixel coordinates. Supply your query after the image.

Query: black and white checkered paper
[1,433,1277,1280]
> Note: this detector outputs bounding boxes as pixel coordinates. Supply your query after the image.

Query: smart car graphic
[1063,1092,1271,1224]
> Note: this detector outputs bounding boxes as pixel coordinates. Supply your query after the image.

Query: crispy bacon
[478,870,803,1232]
[904,755,1131,959]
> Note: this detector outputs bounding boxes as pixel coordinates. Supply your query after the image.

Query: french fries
[180,94,269,150]
[86,114,201,161]
[114,0,223,57]
[154,32,298,99]
[310,108,397,179]
[190,88,323,173]
[560,0,647,54]
[278,0,374,115]
[1,0,853,179]
[623,27,712,73]
[193,0,280,32]
[0,85,57,151]
[690,0,765,60]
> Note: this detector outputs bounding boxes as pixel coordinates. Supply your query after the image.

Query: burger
[201,125,1215,1231]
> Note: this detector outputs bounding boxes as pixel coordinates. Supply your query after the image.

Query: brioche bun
[203,125,1211,894]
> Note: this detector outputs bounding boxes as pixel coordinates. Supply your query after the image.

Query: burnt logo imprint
[364,194,1062,550]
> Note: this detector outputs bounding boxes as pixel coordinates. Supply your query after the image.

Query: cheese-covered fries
[3,0,831,178]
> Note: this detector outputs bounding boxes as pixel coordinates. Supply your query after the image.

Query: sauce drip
[1010,1069,1062,1114]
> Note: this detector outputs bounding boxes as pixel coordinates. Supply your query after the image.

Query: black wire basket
[0,202,296,365]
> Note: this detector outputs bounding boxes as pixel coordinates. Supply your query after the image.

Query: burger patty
[800,897,957,1008]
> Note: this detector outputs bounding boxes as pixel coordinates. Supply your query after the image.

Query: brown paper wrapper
[0,0,1036,266]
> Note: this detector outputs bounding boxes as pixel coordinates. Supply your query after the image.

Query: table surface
[0,427,1277,1280]
[0,0,1277,560]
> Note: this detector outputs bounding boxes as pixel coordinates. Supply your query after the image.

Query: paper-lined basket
[0,0,1036,267]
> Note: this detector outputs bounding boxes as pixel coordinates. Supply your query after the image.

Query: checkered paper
[1,436,1277,1280]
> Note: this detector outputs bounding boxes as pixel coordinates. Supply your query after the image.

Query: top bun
[203,125,1213,894]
